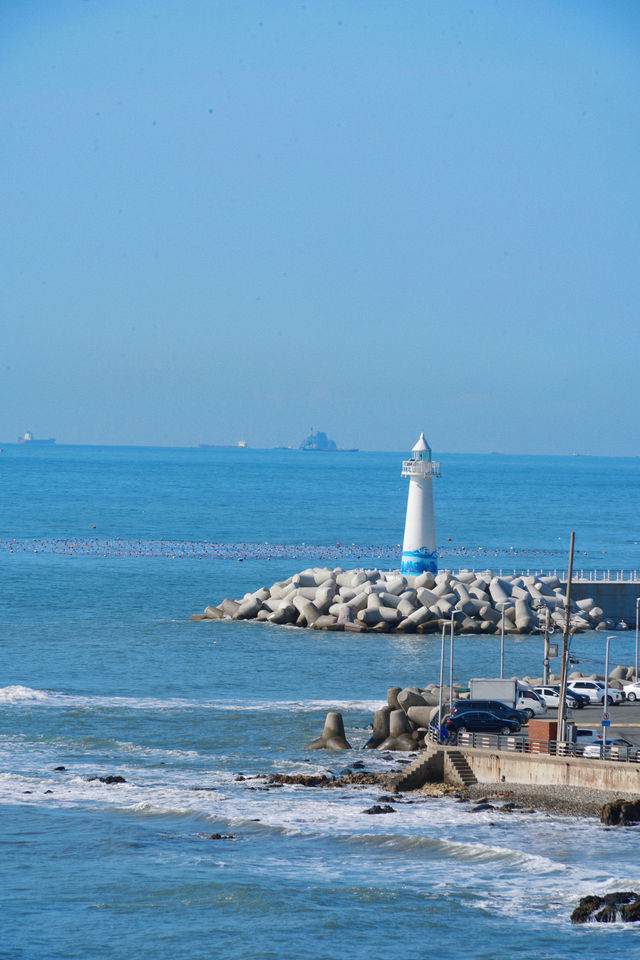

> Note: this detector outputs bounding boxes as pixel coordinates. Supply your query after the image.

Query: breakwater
[193,566,627,633]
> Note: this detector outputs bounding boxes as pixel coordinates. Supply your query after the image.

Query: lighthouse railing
[401,459,441,478]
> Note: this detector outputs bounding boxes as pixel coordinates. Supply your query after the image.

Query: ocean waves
[0,684,383,714]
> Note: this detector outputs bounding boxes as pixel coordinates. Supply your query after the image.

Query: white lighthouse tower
[400,432,441,575]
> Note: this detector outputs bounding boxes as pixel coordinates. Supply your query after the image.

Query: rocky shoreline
[259,767,634,820]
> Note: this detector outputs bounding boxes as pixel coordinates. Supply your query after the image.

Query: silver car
[583,737,640,760]
[534,685,581,709]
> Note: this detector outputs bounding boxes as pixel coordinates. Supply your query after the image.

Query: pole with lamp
[496,601,507,680]
[602,635,615,758]
[438,622,446,742]
[635,597,640,683]
[449,611,455,709]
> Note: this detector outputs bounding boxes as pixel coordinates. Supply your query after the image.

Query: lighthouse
[400,432,441,575]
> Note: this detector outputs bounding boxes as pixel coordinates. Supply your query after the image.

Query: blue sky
[2,0,639,453]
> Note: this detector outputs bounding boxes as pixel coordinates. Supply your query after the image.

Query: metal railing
[494,568,639,582]
[401,459,441,478]
[427,724,640,763]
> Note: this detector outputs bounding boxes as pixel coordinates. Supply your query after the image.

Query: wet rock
[601,798,640,826]
[54,766,66,771]
[572,891,640,923]
[363,804,395,815]
[205,833,235,840]
[87,775,127,784]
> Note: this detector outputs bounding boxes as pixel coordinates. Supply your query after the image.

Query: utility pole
[557,531,575,743]
[542,607,551,685]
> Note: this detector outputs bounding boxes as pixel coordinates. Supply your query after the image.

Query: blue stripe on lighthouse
[400,547,438,575]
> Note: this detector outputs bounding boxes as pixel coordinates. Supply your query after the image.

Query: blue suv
[449,698,528,725]
[444,710,522,736]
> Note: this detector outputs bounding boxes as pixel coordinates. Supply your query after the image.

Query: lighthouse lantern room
[400,432,441,575]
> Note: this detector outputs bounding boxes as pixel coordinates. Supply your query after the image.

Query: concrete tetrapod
[305,711,351,750]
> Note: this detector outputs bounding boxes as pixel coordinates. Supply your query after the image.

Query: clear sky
[2,0,639,454]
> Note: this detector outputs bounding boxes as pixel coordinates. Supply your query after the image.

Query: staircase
[390,744,443,792]
[446,749,477,786]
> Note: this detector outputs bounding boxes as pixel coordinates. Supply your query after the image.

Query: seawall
[397,745,640,794]
[566,581,640,622]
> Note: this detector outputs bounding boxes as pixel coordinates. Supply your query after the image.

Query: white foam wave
[0,685,382,714]
[0,685,54,703]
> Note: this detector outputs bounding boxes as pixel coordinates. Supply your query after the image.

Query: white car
[622,681,640,702]
[566,679,624,705]
[534,685,582,709]
[583,737,640,760]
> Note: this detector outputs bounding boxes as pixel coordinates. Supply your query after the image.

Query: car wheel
[457,725,467,735]
[607,695,614,706]
[500,726,511,735]
[628,692,637,702]
[525,709,534,720]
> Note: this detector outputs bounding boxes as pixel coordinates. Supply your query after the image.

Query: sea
[1,445,640,960]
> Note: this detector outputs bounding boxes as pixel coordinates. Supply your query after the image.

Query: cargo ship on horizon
[18,431,56,445]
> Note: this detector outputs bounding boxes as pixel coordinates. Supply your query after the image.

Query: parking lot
[545,699,640,744]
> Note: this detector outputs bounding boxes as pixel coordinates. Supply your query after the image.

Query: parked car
[573,727,603,750]
[443,710,522,737]
[534,685,583,709]
[622,681,640,701]
[583,737,640,760]
[449,699,528,724]
[566,679,624,705]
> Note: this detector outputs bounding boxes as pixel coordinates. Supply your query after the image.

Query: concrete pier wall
[458,747,640,793]
[565,581,640,622]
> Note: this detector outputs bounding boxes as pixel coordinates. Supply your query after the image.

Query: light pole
[603,635,615,759]
[541,606,553,685]
[496,602,507,679]
[635,597,640,683]
[438,623,446,741]
[449,611,455,707]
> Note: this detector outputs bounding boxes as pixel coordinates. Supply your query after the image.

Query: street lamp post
[449,612,455,707]
[541,607,552,685]
[496,602,507,680]
[635,598,640,683]
[438,623,446,741]
[603,635,615,759]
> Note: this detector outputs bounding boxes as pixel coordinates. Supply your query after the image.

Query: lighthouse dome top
[412,432,431,454]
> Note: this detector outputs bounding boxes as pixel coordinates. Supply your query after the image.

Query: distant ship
[18,431,56,445]
[198,440,247,449]
[299,429,357,452]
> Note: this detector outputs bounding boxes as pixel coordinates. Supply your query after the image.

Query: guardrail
[492,568,639,582]
[426,725,640,763]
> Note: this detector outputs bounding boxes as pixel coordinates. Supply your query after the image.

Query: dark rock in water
[471,803,494,812]
[351,760,365,769]
[54,766,66,771]
[377,795,397,803]
[363,804,395,815]
[572,891,640,923]
[601,798,640,826]
[87,775,127,784]
[205,833,235,841]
